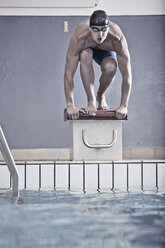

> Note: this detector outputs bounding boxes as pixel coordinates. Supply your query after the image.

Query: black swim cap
[90,10,109,27]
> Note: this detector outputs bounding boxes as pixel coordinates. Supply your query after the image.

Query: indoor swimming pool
[0,187,165,248]
[0,2,165,248]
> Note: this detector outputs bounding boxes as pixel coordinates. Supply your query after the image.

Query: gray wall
[0,16,165,149]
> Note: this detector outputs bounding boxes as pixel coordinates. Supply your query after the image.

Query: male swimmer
[64,10,132,120]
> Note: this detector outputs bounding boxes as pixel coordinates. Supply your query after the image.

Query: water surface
[0,188,165,248]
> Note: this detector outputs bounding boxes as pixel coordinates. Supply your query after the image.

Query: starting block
[64,109,127,161]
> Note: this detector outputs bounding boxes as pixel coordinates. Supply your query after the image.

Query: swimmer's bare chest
[83,38,115,52]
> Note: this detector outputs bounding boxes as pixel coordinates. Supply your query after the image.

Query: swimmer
[64,10,132,120]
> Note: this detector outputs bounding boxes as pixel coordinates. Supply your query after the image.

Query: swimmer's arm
[117,51,132,108]
[64,34,85,119]
[116,36,132,117]
[64,55,79,109]
[64,34,80,108]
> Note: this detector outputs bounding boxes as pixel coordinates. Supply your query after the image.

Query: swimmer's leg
[80,48,97,115]
[96,57,117,110]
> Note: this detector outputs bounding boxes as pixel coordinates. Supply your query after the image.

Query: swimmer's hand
[85,102,97,116]
[116,106,128,119]
[67,106,85,120]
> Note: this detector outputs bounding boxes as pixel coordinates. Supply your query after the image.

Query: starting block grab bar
[0,126,19,196]
[82,129,117,149]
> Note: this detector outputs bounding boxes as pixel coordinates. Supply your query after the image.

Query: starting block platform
[64,109,127,161]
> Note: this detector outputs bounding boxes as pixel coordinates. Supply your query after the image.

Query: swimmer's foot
[96,94,110,110]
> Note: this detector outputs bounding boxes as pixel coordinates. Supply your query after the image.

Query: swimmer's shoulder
[108,21,123,41]
[108,22,129,54]
[74,19,90,40]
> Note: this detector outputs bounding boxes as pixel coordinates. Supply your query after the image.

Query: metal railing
[0,160,164,193]
[0,126,19,196]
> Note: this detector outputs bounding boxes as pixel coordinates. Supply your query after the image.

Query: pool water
[0,188,165,248]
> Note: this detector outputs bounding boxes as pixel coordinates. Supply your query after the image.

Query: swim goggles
[91,26,108,32]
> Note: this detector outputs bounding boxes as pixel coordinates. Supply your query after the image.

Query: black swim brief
[92,49,116,65]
